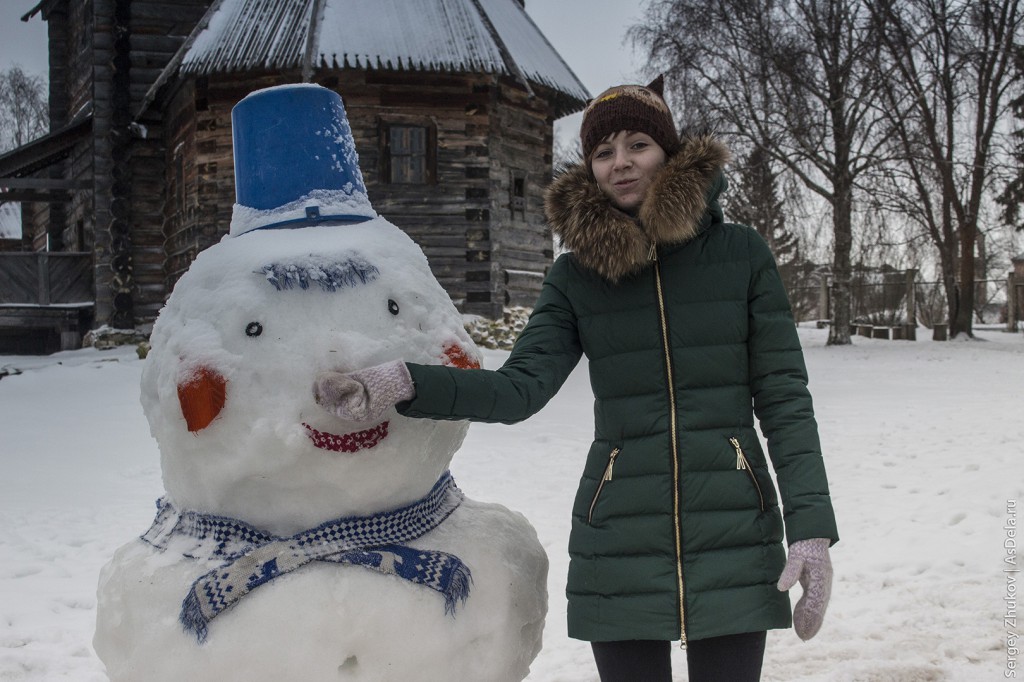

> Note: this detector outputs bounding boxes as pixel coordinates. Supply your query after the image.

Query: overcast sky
[0,0,652,142]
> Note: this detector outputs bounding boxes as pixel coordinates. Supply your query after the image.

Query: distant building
[0,0,588,352]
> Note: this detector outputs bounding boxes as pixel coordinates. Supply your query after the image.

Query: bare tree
[632,0,891,344]
[867,0,1023,337]
[998,48,1024,232]
[727,144,804,273]
[0,65,49,153]
[552,130,583,172]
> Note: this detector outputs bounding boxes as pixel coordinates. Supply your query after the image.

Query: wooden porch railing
[0,252,93,306]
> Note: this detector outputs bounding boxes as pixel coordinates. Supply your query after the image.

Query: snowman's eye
[245,321,264,337]
[387,299,400,316]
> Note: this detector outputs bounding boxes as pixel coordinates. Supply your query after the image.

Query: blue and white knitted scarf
[141,471,471,643]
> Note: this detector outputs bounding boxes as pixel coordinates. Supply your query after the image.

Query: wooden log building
[0,0,588,353]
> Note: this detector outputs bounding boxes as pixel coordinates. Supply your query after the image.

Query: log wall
[128,0,214,320]
[487,82,555,312]
[33,0,212,327]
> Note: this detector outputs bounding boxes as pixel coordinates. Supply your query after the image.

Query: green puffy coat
[399,135,839,644]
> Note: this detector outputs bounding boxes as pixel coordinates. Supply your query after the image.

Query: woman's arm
[746,228,839,546]
[314,256,584,425]
[400,256,583,424]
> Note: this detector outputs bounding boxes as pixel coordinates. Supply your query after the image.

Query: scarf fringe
[180,590,210,644]
[444,561,473,616]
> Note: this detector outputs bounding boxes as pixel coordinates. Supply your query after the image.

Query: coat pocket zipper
[588,447,621,524]
[729,437,765,512]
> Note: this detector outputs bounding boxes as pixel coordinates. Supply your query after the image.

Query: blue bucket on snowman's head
[229,84,376,236]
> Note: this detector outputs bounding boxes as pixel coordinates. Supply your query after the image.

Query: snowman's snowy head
[141,220,481,535]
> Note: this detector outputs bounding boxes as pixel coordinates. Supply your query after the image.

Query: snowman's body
[97,500,545,682]
[94,217,548,682]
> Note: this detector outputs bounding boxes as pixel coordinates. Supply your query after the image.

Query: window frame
[509,168,527,219]
[379,115,438,185]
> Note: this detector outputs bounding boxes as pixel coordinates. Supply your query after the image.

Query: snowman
[94,84,548,682]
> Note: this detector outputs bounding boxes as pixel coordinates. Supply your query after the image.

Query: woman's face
[590,131,667,214]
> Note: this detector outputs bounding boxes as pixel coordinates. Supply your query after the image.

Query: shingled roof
[146,0,588,117]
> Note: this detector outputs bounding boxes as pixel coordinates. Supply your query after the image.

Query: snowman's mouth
[302,421,390,453]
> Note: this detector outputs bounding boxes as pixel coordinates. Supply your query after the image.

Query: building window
[390,126,425,183]
[510,169,527,219]
[381,119,436,184]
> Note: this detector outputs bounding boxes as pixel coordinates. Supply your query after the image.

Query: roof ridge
[301,0,326,81]
[467,0,534,96]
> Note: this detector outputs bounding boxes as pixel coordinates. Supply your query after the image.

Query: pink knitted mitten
[313,360,415,422]
[777,537,833,640]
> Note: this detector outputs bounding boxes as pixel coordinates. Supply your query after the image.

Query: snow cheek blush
[177,366,227,432]
[443,343,480,369]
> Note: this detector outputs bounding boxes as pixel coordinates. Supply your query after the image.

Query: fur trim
[544,135,730,283]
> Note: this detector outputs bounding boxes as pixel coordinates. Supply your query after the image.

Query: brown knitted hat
[580,75,680,160]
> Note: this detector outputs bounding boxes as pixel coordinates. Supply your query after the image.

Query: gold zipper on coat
[729,437,765,512]
[651,245,687,647]
[587,447,621,524]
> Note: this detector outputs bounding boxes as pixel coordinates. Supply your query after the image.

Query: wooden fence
[0,252,94,353]
[0,252,93,305]
[791,270,1024,338]
[1007,273,1024,333]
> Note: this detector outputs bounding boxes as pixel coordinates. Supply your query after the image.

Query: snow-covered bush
[463,307,532,350]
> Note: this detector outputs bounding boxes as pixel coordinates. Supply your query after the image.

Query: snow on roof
[0,202,22,240]
[475,0,588,100]
[183,0,312,75]
[178,0,589,110]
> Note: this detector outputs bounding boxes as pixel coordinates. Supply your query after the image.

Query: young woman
[314,77,838,682]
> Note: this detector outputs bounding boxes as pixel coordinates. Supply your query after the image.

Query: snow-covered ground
[1,325,1021,681]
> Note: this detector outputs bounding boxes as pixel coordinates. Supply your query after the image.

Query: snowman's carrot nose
[442,343,481,369]
[177,366,227,432]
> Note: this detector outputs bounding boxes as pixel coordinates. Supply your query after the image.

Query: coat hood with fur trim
[544,135,731,283]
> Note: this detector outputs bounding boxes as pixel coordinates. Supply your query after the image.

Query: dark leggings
[590,631,767,682]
